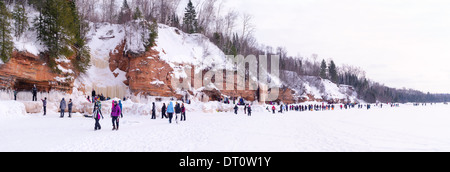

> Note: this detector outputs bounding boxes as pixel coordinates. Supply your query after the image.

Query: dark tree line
[338,67,450,103]
[275,51,450,103]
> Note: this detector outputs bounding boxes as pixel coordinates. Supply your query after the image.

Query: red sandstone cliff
[0,51,75,93]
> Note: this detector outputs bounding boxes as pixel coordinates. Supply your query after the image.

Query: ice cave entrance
[14,79,50,92]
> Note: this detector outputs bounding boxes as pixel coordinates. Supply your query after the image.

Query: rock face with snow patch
[0,51,74,93]
[1,20,360,104]
[126,49,178,98]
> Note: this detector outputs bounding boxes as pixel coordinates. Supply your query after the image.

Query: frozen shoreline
[1,101,450,152]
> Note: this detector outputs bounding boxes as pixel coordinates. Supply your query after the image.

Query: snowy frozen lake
[1,103,450,152]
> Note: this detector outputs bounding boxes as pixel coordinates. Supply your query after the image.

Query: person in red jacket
[272,106,276,114]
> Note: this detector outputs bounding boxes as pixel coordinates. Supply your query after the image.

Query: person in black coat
[161,103,167,119]
[234,105,238,114]
[151,102,156,119]
[91,89,96,103]
[68,99,73,118]
[175,103,181,123]
[247,105,252,116]
[32,85,37,101]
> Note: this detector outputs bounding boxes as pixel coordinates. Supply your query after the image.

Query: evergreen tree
[133,7,142,20]
[36,0,63,62]
[329,60,338,83]
[0,1,13,63]
[142,20,158,51]
[12,3,28,39]
[122,0,129,9]
[169,12,180,28]
[182,0,198,34]
[69,0,90,73]
[34,0,88,73]
[297,60,303,75]
[118,0,131,24]
[320,59,328,79]
[232,33,239,55]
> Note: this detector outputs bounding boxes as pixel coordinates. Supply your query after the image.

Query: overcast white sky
[216,0,450,93]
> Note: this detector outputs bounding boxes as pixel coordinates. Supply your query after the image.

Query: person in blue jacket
[167,102,175,123]
[118,100,123,117]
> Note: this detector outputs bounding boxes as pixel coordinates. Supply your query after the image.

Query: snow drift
[0,100,26,119]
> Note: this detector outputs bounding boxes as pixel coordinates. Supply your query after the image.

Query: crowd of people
[89,90,188,131]
[14,88,189,131]
[267,102,402,114]
[8,87,421,132]
[234,104,252,116]
[230,102,382,116]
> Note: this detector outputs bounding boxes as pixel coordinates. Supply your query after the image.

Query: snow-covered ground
[1,101,450,152]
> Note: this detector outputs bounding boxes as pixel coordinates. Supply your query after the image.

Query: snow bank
[321,79,346,100]
[154,25,233,74]
[0,100,26,119]
[21,101,42,113]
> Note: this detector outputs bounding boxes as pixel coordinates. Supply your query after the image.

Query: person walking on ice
[68,99,73,118]
[41,97,47,116]
[167,102,174,124]
[161,103,167,119]
[94,98,102,114]
[13,89,17,101]
[181,103,186,121]
[175,102,181,124]
[119,100,123,117]
[91,89,96,103]
[111,101,122,130]
[93,106,104,131]
[151,102,156,119]
[60,98,66,118]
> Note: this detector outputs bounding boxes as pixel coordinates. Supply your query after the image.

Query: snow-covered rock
[0,100,26,119]
[21,101,42,113]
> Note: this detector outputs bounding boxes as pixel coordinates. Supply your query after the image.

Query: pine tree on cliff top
[183,0,199,34]
[12,3,28,40]
[329,60,338,84]
[320,59,328,79]
[34,0,88,73]
[0,1,13,63]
